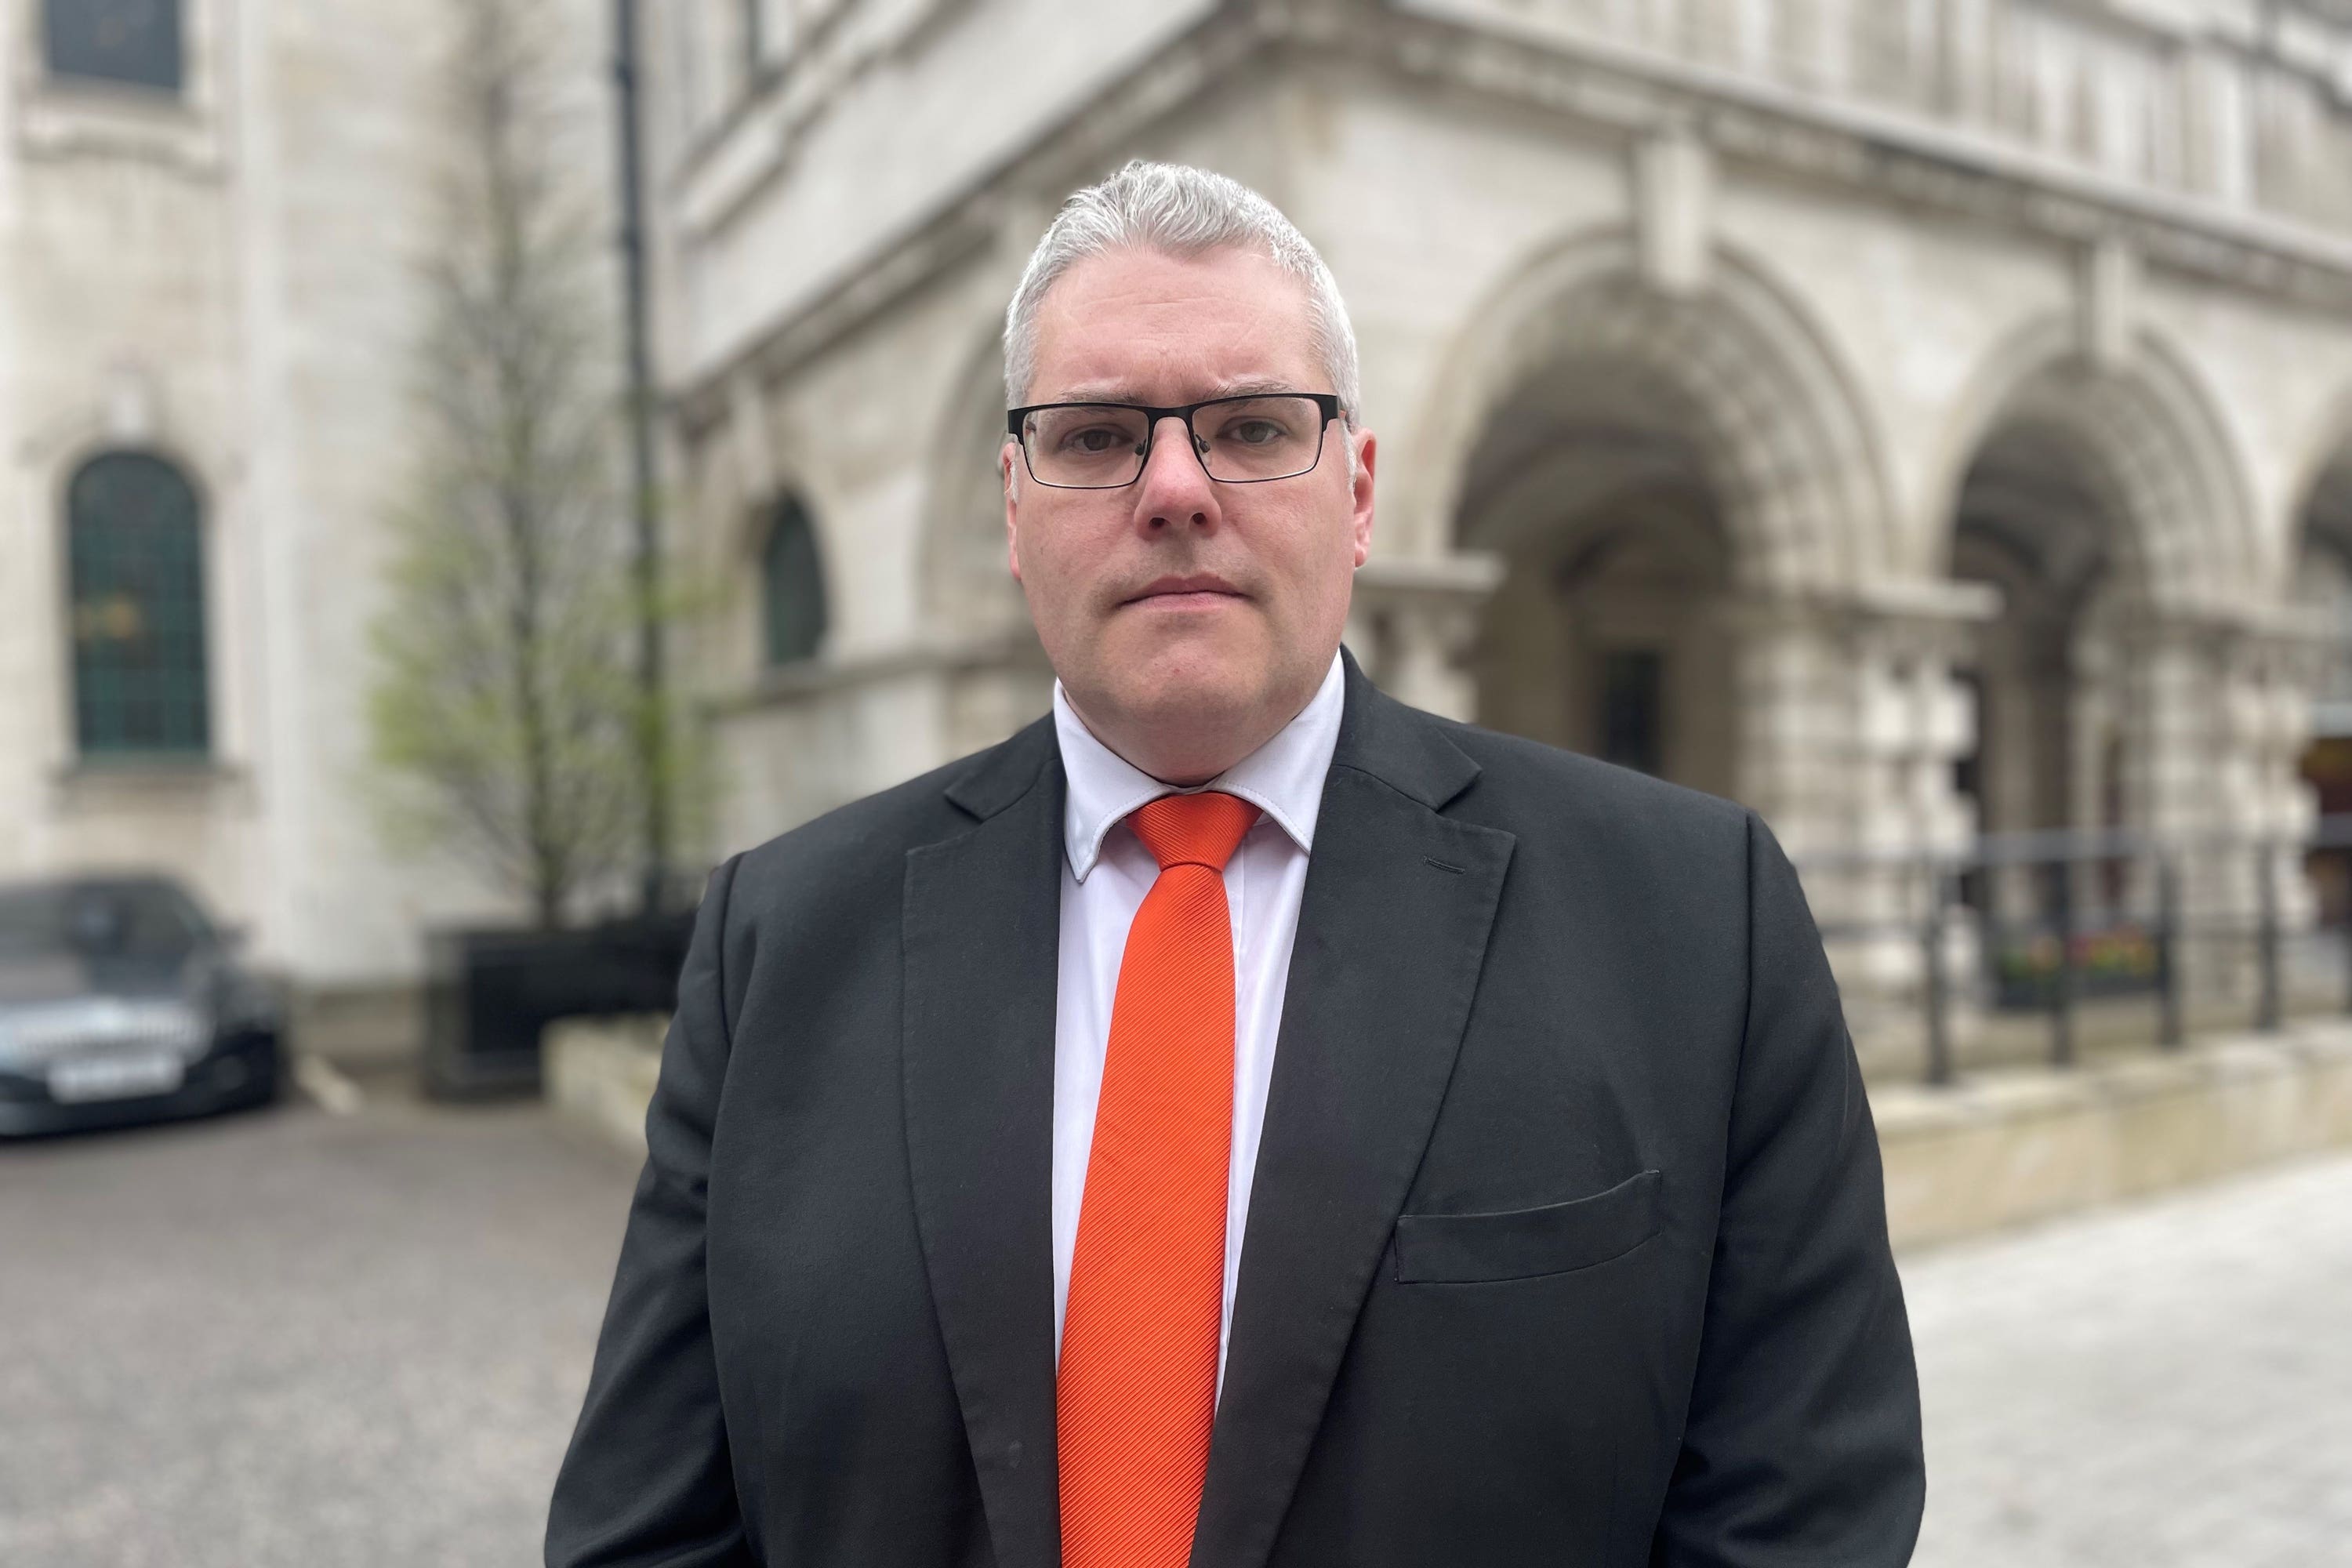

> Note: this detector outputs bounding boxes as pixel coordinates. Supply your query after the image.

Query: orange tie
[1058,789,1261,1568]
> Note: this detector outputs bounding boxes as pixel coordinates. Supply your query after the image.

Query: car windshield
[0,882,210,963]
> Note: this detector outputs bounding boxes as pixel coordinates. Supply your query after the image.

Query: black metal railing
[1801,815,2352,1087]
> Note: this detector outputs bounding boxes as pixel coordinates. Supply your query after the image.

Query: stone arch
[1933,320,2276,966]
[716,397,840,684]
[27,360,241,770]
[1398,228,1900,841]
[1401,229,1896,595]
[918,321,1026,643]
[1924,318,2260,615]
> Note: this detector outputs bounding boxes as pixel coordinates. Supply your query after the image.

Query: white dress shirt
[1051,650,1345,1387]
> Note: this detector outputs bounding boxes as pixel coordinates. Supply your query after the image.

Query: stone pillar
[2118,617,2228,1000]
[1849,583,1996,864]
[2217,615,2325,942]
[1844,584,1996,1000]
[1723,597,1846,862]
[1346,553,1504,721]
[1727,583,1994,1019]
[2126,612,2324,1007]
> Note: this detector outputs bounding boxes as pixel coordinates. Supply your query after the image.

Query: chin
[1124,663,1258,720]
[1105,644,1263,729]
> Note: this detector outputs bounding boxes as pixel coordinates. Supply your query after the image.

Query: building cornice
[1390,0,2352,303]
[667,0,2352,428]
[670,2,1282,434]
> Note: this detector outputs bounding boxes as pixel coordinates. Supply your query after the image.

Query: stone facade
[17,0,2352,1025]
[0,0,611,997]
[647,0,2352,1025]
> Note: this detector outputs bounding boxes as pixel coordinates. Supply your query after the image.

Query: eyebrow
[1043,376,1310,405]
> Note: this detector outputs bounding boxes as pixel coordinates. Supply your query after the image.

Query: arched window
[761,495,828,668]
[44,0,183,94]
[67,452,210,757]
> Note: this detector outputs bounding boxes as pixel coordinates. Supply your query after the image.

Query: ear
[1002,438,1025,583]
[1348,427,1377,568]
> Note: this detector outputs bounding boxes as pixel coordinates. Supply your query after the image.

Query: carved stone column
[1849,581,1997,864]
[2125,611,2325,1005]
[1850,584,1998,1051]
[1345,553,1504,722]
[1722,597,1846,861]
[1726,582,1994,1011]
[2216,614,2325,938]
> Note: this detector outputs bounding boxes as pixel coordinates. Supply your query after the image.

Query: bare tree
[368,0,692,929]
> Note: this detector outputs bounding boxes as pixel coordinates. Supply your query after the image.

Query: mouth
[1120,574,1246,609]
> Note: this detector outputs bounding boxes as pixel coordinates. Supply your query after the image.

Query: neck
[1063,692,1296,788]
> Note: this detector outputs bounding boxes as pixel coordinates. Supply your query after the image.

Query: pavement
[1,1075,2347,1566]
[0,1085,640,1568]
[1904,1152,2352,1568]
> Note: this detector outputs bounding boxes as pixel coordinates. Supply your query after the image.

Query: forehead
[1026,245,1322,404]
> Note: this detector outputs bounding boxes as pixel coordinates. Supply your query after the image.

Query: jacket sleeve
[546,855,758,1568]
[1650,811,1926,1566]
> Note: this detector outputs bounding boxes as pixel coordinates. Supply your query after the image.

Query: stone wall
[650,5,2352,1033]
[0,0,615,993]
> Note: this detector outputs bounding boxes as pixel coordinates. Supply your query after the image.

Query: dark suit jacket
[546,648,1924,1568]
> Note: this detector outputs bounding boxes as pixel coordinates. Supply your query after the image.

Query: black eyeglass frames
[1006,393,1345,489]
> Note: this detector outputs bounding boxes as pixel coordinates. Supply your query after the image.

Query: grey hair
[1003,161,1361,423]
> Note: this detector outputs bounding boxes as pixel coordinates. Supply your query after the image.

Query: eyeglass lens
[1020,397,1327,488]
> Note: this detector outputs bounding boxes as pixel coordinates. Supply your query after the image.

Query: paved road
[0,1090,640,1568]
[2,1084,2347,1566]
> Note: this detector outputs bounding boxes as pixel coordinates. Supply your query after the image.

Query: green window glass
[68,452,210,758]
[762,495,827,667]
[45,0,183,94]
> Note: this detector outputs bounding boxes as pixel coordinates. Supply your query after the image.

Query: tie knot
[1127,790,1260,873]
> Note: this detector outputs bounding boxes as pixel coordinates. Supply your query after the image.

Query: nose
[1130,414,1223,537]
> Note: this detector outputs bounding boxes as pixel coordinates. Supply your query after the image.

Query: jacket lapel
[1189,653,1516,1568]
[902,718,1065,1568]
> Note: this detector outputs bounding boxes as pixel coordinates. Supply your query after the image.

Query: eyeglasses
[1006,393,1345,489]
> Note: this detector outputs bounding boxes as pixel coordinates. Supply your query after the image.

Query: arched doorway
[1939,340,2267,1013]
[1421,247,1899,856]
[1457,358,1737,800]
[1950,417,2138,860]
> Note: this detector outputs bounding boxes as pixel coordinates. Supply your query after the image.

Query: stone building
[0,0,610,1013]
[645,0,2352,1029]
[16,0,2352,1043]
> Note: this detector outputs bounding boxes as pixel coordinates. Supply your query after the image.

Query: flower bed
[1989,923,2161,1009]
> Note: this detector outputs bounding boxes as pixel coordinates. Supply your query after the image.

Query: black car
[0,875,283,1138]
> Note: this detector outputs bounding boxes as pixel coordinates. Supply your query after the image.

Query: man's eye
[1227,419,1286,445]
[1060,426,1131,454]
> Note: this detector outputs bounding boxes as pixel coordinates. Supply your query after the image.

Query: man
[547,162,1923,1567]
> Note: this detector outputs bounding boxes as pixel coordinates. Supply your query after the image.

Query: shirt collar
[1053,649,1345,882]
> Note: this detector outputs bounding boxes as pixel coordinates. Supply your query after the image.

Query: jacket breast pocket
[1392,1169,1664,1284]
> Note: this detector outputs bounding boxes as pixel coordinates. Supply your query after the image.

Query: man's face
[1004,245,1375,779]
